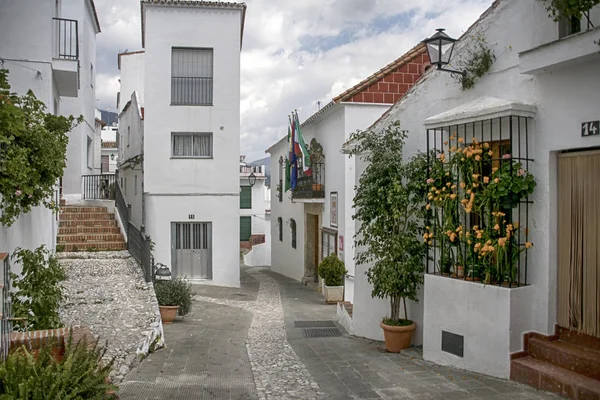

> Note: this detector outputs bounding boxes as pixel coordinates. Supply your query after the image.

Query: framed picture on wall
[330,192,338,228]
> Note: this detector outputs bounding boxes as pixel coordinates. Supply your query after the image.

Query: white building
[0,0,99,268]
[266,44,429,297]
[343,0,600,388]
[239,156,270,267]
[59,0,102,203]
[116,0,247,287]
[100,124,118,174]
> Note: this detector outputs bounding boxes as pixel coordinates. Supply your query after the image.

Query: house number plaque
[581,121,599,137]
[188,214,195,220]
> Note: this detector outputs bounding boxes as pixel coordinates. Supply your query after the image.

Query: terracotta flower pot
[159,305,179,324]
[380,321,416,353]
[312,183,323,191]
[457,266,465,278]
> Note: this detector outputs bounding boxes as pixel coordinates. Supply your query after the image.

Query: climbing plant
[453,35,496,90]
[540,0,600,21]
[0,69,82,226]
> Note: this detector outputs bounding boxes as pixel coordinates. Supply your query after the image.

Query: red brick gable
[333,43,429,105]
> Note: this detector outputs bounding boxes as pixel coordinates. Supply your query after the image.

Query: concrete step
[59,219,117,228]
[57,233,124,244]
[511,356,600,400]
[559,327,600,353]
[58,226,121,235]
[61,242,127,252]
[60,212,115,220]
[61,206,108,213]
[529,337,600,381]
[341,301,353,318]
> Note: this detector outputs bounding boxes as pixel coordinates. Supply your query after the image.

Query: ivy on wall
[453,35,496,91]
[0,69,82,226]
[540,0,600,21]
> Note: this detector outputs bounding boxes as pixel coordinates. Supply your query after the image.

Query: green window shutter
[240,216,252,241]
[240,186,252,209]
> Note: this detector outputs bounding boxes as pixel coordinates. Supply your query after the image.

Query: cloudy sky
[94,0,493,162]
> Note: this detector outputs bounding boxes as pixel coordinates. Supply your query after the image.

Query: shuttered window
[240,216,252,242]
[172,133,213,158]
[171,48,213,105]
[240,186,252,209]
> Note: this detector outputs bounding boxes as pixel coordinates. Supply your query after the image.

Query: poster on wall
[330,192,338,228]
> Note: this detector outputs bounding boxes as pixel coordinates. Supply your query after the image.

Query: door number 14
[582,121,599,137]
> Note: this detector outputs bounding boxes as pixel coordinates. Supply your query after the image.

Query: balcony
[52,18,79,97]
[292,163,325,203]
[519,6,600,75]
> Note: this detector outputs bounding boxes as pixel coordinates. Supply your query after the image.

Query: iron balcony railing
[53,18,79,60]
[292,162,325,199]
[171,77,213,105]
[240,165,265,175]
[82,174,116,200]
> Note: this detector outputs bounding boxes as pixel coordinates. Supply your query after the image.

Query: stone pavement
[119,266,559,399]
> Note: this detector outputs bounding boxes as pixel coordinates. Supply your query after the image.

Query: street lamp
[248,172,257,188]
[422,28,465,77]
[110,153,115,161]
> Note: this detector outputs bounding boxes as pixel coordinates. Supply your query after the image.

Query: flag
[284,125,292,192]
[294,111,311,176]
[290,116,298,190]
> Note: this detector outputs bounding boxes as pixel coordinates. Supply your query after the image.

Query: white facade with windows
[345,0,600,379]
[0,0,99,269]
[116,1,246,287]
[59,0,101,203]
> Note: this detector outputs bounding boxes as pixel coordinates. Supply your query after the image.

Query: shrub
[318,254,347,286]
[0,334,116,399]
[154,277,195,316]
[10,246,67,330]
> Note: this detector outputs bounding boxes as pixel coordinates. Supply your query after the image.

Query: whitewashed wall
[118,52,145,110]
[268,140,307,282]
[0,0,63,262]
[244,213,271,267]
[60,0,99,203]
[117,92,144,231]
[351,0,600,376]
[143,4,243,287]
[240,176,268,235]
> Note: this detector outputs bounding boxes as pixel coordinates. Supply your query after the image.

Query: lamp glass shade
[249,172,257,187]
[423,29,457,67]
[110,153,115,160]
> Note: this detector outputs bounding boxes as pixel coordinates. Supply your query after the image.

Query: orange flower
[476,231,483,239]
[460,182,466,189]
[494,178,499,183]
[488,150,493,156]
[450,194,457,199]
[475,155,481,161]
[525,242,533,249]
[498,237,507,247]
[426,204,431,210]
[458,137,464,143]
[483,143,490,149]
[483,176,490,184]
[494,224,500,231]
[450,233,457,242]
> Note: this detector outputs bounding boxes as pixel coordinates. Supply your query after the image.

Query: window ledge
[170,156,214,160]
[170,103,214,107]
[519,26,600,75]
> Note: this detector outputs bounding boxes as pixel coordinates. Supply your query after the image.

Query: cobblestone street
[119,267,558,399]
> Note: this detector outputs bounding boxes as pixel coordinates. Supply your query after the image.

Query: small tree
[318,253,347,286]
[350,121,428,324]
[0,69,81,226]
[540,0,600,21]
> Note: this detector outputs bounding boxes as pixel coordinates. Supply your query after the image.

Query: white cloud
[94,0,493,161]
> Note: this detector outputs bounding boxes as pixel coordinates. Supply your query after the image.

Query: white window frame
[171,132,213,159]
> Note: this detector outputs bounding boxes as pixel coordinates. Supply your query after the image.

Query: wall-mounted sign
[188,214,195,220]
[339,235,344,251]
[330,192,338,228]
[582,121,599,137]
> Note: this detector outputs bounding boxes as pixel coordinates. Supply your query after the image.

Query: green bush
[318,254,347,286]
[0,334,116,399]
[154,277,195,316]
[10,246,67,330]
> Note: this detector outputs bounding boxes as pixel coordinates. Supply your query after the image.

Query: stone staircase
[511,327,600,399]
[58,206,126,252]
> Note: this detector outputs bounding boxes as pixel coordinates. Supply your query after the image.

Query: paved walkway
[119,266,558,400]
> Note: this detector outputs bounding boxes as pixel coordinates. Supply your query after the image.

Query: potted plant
[154,277,195,324]
[318,253,347,303]
[350,122,427,353]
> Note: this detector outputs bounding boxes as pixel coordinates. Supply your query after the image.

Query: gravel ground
[58,251,163,382]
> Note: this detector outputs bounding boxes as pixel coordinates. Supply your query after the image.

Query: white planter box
[323,285,344,304]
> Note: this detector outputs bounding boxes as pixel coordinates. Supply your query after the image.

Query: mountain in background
[100,110,118,126]
[248,156,271,187]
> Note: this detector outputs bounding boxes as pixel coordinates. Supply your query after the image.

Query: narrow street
[118,266,558,400]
